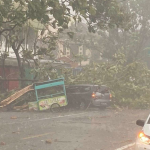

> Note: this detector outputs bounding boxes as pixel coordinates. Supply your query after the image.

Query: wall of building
[0,66,20,91]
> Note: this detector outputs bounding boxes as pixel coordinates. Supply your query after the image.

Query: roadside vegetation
[63,51,150,109]
[1,0,150,108]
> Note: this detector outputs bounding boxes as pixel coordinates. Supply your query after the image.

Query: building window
[79,46,83,55]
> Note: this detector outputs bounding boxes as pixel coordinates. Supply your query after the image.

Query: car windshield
[66,86,91,93]
[1,1,150,150]
[147,117,150,124]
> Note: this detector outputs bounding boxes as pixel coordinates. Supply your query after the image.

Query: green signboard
[38,95,67,111]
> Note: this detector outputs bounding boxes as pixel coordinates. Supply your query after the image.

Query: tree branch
[17,39,25,51]
[0,24,18,35]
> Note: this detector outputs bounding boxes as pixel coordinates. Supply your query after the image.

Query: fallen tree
[64,51,150,108]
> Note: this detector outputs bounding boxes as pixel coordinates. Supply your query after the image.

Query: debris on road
[0,142,6,145]
[13,104,28,111]
[10,116,17,119]
[12,131,20,134]
[45,139,52,144]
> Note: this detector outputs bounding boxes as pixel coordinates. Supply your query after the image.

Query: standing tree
[97,0,150,65]
[0,0,130,84]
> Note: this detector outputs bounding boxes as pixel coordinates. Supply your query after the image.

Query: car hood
[143,124,150,136]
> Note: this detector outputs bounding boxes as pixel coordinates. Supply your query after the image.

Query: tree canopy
[0,0,130,35]
[0,0,130,83]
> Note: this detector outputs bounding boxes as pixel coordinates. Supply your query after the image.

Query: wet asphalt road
[0,108,149,150]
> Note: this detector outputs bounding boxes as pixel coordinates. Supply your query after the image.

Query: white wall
[0,41,16,58]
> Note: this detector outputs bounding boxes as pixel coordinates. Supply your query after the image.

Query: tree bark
[12,39,25,88]
[14,49,23,79]
[1,56,6,91]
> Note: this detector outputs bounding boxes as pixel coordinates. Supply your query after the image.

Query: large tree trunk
[1,56,6,91]
[2,57,6,79]
[1,35,8,91]
[14,50,25,88]
[12,39,25,88]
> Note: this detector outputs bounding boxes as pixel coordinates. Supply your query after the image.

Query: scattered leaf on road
[11,116,17,119]
[0,142,6,145]
[12,131,20,134]
[45,140,52,144]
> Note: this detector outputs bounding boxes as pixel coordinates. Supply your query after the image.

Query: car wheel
[51,103,60,113]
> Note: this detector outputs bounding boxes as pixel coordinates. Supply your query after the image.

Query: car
[66,84,112,110]
[135,115,150,150]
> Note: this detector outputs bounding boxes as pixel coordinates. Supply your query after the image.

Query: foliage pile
[64,51,150,108]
